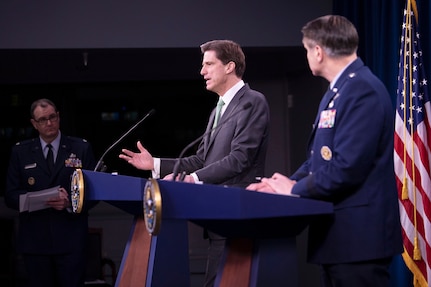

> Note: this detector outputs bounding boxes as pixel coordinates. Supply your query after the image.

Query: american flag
[394,0,431,286]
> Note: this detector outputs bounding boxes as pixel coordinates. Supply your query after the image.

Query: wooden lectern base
[115,216,190,287]
[218,238,253,287]
[117,216,151,287]
[216,237,299,287]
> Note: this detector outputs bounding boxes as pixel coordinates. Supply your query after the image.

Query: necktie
[46,144,54,173]
[213,98,225,129]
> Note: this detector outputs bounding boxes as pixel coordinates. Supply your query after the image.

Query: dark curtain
[333,0,430,106]
[332,1,431,287]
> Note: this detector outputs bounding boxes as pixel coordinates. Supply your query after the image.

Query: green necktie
[213,98,225,129]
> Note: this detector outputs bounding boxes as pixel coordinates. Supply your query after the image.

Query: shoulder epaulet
[66,136,88,143]
[15,138,37,146]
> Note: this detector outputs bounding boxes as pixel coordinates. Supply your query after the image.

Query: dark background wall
[0,0,330,49]
[0,1,332,286]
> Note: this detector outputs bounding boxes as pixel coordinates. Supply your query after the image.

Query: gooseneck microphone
[172,102,252,181]
[94,109,156,172]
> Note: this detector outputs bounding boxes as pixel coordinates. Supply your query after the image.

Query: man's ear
[314,45,323,62]
[225,61,236,74]
[30,118,38,130]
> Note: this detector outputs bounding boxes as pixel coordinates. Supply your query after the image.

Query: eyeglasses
[34,113,59,125]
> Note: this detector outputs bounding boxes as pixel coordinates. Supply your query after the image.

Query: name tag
[25,163,37,169]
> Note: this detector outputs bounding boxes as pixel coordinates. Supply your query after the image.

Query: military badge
[65,153,83,168]
[28,177,35,185]
[321,146,332,161]
[71,169,84,213]
[143,178,162,235]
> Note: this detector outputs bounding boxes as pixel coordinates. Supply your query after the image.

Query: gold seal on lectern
[143,178,162,235]
[71,168,84,213]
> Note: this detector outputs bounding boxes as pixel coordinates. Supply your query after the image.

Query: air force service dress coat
[5,134,96,254]
[290,58,403,264]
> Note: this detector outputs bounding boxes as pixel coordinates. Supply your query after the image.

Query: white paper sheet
[19,185,60,212]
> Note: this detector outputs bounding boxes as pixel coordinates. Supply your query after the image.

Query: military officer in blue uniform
[247,15,403,287]
[5,98,96,287]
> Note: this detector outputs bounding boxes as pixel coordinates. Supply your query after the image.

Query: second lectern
[75,170,333,287]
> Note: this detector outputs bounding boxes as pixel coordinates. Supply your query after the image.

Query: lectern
[74,170,333,287]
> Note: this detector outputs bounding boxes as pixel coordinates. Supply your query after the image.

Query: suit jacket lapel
[204,84,247,158]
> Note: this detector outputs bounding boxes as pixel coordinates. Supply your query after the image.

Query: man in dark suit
[247,15,403,287]
[119,39,270,286]
[5,98,96,287]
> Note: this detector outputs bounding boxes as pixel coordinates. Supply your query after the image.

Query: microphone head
[147,109,156,117]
